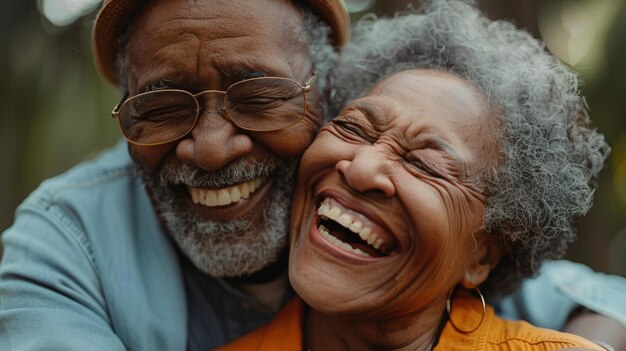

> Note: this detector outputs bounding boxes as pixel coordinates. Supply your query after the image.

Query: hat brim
[92,0,144,87]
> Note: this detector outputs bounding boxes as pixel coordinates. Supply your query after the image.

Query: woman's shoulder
[214,298,304,351]
[483,313,606,350]
[437,294,605,350]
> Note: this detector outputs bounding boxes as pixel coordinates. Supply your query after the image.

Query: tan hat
[92,0,350,87]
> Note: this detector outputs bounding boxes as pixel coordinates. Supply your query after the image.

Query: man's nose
[175,94,253,171]
[335,147,395,197]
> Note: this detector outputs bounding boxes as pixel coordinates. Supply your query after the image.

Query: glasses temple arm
[111,92,129,118]
[303,73,317,92]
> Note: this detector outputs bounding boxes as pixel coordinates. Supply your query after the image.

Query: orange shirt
[215,298,304,351]
[435,294,604,350]
[215,297,604,351]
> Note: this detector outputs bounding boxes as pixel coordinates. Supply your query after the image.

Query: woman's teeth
[317,197,386,255]
[187,176,267,207]
[319,224,370,257]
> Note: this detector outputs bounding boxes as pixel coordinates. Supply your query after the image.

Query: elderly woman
[217,0,609,350]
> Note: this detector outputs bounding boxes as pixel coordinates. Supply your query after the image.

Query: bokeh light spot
[346,0,377,13]
[38,0,100,27]
[539,0,594,66]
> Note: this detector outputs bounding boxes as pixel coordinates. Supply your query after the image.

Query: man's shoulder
[1,142,189,351]
[6,139,174,296]
[11,139,155,246]
[494,260,626,331]
[21,140,141,211]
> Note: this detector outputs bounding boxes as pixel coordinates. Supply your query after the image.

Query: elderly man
[0,0,347,350]
[0,0,624,350]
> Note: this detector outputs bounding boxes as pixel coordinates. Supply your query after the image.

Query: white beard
[138,157,296,277]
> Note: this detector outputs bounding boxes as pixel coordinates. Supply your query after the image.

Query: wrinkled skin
[124,0,324,278]
[289,70,503,350]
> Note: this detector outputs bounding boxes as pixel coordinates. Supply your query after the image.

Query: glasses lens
[118,91,198,145]
[226,78,305,131]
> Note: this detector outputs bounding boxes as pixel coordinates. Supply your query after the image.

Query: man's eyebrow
[139,79,177,93]
[233,70,268,81]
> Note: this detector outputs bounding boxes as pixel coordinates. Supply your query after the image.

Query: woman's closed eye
[405,151,450,179]
[331,117,377,143]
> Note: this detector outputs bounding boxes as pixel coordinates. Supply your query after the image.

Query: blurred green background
[1,0,625,276]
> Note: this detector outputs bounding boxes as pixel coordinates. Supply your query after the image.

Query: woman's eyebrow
[349,101,469,175]
[349,101,388,125]
[429,136,469,176]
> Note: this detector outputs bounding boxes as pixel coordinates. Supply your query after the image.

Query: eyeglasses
[111,74,317,146]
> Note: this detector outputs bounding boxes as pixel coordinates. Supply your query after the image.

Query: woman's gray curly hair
[330,0,610,296]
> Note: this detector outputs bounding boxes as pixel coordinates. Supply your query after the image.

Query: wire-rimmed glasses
[111,74,317,146]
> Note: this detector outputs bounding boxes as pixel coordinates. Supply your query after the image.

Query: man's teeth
[317,197,386,253]
[319,225,370,257]
[188,176,267,207]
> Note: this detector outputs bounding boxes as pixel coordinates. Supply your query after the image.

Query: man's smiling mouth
[187,176,268,207]
[316,197,398,257]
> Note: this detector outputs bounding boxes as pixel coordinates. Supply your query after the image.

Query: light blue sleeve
[495,260,626,330]
[0,202,126,351]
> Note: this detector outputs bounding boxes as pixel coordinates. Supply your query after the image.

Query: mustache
[157,157,283,189]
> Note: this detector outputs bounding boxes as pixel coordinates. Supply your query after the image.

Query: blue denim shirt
[495,260,626,330]
[0,141,276,351]
[1,140,624,350]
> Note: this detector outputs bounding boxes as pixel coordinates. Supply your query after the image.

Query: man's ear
[460,230,504,288]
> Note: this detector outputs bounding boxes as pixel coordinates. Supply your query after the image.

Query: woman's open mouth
[315,197,398,257]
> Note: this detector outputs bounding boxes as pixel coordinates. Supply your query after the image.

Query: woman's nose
[335,150,395,197]
[176,95,253,171]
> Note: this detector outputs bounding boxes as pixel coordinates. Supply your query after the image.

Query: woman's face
[289,69,497,319]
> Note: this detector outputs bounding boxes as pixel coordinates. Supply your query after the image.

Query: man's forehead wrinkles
[152,23,253,43]
[152,14,239,25]
[149,15,262,41]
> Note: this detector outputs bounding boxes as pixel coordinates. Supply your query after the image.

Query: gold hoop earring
[445,285,486,334]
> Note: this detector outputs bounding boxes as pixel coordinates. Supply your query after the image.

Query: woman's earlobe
[461,232,505,288]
